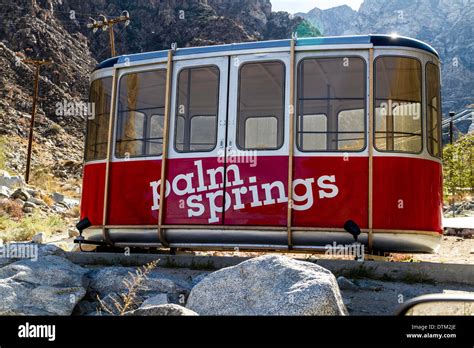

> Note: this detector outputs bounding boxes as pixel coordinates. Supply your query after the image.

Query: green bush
[443,133,474,199]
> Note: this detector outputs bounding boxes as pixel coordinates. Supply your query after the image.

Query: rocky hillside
[0,0,305,177]
[297,0,474,114]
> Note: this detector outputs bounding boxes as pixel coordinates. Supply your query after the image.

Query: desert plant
[97,260,159,316]
[443,133,474,200]
[0,212,67,242]
[0,136,8,172]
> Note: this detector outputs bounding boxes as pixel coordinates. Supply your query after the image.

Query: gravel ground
[340,278,474,315]
[405,236,474,264]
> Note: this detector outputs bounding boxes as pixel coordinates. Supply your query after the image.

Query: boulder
[126,304,198,316]
[23,201,37,209]
[190,273,209,287]
[186,255,347,316]
[0,171,25,189]
[0,243,66,267]
[337,276,359,291]
[52,192,65,203]
[32,232,46,244]
[88,267,192,300]
[140,293,169,308]
[28,197,46,206]
[11,188,30,201]
[0,186,12,199]
[0,255,88,315]
[22,206,33,214]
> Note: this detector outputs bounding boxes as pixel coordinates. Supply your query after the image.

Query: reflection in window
[86,77,113,161]
[426,63,442,158]
[237,61,285,150]
[116,70,166,158]
[297,57,366,152]
[375,57,422,153]
[175,66,219,152]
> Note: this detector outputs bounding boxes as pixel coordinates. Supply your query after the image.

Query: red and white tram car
[79,35,443,253]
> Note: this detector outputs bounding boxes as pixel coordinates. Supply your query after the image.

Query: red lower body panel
[80,155,442,235]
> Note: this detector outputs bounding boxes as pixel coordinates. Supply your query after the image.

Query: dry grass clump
[0,212,67,242]
[97,260,159,316]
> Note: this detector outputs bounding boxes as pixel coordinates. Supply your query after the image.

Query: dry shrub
[0,199,24,220]
[97,260,159,316]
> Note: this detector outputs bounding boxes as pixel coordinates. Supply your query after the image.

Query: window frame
[296,55,367,153]
[425,62,442,159]
[114,68,167,159]
[373,55,424,155]
[236,60,286,151]
[173,64,220,154]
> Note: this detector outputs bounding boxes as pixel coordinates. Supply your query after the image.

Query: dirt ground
[409,236,474,264]
[340,278,474,315]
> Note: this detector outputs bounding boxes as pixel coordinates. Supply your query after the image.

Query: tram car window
[374,56,422,154]
[426,63,442,158]
[85,77,113,161]
[115,70,167,158]
[175,65,220,153]
[296,57,366,152]
[237,61,285,150]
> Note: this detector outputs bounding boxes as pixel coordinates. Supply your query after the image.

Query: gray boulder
[0,171,25,189]
[126,304,198,316]
[88,267,191,299]
[186,255,347,316]
[0,255,88,315]
[140,293,169,307]
[11,188,30,201]
[0,243,66,267]
[0,186,12,199]
[190,273,209,287]
[337,276,359,291]
[31,232,46,244]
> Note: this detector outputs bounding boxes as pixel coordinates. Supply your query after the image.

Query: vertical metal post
[286,36,296,249]
[101,69,119,243]
[368,48,375,252]
[449,111,455,144]
[158,49,174,248]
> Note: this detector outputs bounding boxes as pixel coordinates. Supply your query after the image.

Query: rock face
[126,304,198,316]
[298,0,474,113]
[186,255,347,316]
[0,253,88,315]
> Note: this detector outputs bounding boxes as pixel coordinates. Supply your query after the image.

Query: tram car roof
[94,34,439,72]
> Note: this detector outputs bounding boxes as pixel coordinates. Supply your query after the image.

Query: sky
[271,0,364,13]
